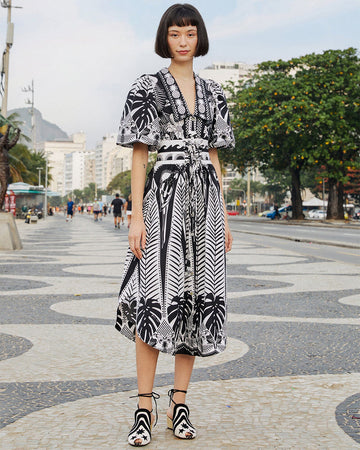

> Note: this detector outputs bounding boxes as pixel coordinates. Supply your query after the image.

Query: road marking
[337,251,360,257]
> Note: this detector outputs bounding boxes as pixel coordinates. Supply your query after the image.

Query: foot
[167,390,196,439]
[128,409,154,447]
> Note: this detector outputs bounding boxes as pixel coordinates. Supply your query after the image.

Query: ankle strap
[130,392,160,426]
[168,389,187,406]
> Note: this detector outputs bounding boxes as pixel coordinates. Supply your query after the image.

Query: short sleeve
[208,81,235,150]
[117,74,160,151]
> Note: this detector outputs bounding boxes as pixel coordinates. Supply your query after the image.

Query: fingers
[225,230,233,253]
[129,227,146,260]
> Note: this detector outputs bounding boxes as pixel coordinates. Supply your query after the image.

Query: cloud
[6,0,161,147]
[209,0,360,39]
[2,0,359,148]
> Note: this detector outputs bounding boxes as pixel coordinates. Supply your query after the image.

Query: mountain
[7,107,69,146]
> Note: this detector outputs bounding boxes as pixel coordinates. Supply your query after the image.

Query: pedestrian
[98,200,103,221]
[103,204,108,216]
[124,193,132,228]
[93,200,101,221]
[66,198,75,222]
[111,193,124,228]
[115,4,234,447]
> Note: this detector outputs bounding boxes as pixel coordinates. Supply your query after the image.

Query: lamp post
[44,157,48,220]
[36,166,42,186]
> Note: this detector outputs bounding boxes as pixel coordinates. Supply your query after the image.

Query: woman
[115,3,234,446]
[125,193,132,228]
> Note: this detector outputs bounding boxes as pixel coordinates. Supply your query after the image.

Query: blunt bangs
[155,3,209,59]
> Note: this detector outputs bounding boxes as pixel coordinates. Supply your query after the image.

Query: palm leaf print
[204,293,226,339]
[167,291,193,338]
[137,296,162,342]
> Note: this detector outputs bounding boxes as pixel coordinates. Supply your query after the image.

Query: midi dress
[115,67,235,357]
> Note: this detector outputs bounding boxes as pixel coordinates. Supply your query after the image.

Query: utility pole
[22,80,36,152]
[1,1,22,117]
[44,157,48,220]
[1,0,13,117]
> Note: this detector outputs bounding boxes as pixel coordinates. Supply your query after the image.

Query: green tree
[261,168,291,206]
[225,47,360,220]
[299,48,360,219]
[107,170,131,198]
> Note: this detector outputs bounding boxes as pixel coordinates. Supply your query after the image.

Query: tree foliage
[225,47,360,220]
[107,170,132,198]
[9,144,51,186]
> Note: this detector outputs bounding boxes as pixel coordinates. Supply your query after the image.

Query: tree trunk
[290,167,303,220]
[0,128,10,209]
[327,178,344,220]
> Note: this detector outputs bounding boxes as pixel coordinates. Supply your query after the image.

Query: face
[167,25,198,61]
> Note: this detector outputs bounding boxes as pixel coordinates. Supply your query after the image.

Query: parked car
[353,208,360,220]
[227,210,240,216]
[309,209,326,219]
[267,206,292,220]
[259,210,272,217]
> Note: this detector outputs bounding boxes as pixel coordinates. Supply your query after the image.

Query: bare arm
[209,148,233,253]
[128,143,148,259]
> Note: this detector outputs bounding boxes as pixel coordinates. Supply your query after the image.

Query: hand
[225,220,233,253]
[128,218,146,259]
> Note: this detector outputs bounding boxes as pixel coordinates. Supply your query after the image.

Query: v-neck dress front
[115,68,235,356]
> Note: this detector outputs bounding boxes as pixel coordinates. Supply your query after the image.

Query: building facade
[44,132,86,196]
[95,134,132,189]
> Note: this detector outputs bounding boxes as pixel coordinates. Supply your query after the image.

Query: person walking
[111,193,124,228]
[66,198,75,222]
[93,200,101,221]
[115,3,234,446]
[124,193,132,228]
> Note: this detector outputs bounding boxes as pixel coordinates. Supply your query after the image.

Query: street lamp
[36,166,42,186]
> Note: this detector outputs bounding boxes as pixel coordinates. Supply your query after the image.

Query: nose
[179,34,187,46]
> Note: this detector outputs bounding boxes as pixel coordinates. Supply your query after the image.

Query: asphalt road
[229,217,360,246]
[229,217,360,266]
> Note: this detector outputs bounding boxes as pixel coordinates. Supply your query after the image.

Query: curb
[228,217,360,230]
[232,228,360,250]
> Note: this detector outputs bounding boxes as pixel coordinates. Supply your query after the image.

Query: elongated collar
[157,67,211,122]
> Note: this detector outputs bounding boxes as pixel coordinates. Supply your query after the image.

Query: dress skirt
[115,140,227,357]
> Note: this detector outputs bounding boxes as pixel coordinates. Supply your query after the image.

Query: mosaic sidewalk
[0,213,360,449]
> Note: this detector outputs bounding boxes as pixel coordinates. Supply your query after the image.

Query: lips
[178,50,190,55]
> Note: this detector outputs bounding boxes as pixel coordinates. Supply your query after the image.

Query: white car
[309,209,326,219]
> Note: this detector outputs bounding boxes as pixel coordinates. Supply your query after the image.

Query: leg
[136,334,159,412]
[129,335,159,446]
[168,354,195,417]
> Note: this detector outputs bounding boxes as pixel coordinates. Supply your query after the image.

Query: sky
[1,0,360,148]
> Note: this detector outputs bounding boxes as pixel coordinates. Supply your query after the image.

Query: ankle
[172,391,186,405]
[138,398,152,412]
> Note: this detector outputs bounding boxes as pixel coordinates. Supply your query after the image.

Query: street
[0,213,360,448]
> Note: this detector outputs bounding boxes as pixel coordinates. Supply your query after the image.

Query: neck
[168,60,194,80]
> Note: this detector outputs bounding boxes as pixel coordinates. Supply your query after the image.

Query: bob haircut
[155,3,209,58]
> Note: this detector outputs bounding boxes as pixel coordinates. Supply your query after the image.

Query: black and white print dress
[115,67,235,357]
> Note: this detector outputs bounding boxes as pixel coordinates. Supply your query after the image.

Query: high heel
[128,392,160,447]
[167,389,196,440]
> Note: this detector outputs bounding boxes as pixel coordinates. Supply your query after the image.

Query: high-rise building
[44,132,86,196]
[95,134,132,190]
